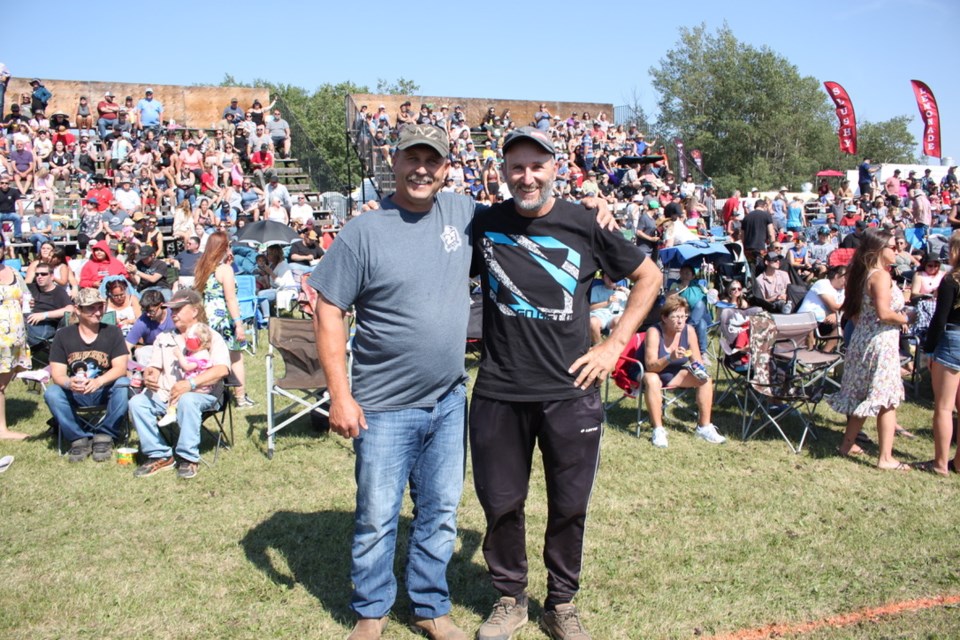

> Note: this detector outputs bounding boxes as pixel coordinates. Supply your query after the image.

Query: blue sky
[5,0,959,165]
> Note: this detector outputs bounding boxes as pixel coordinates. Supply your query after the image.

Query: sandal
[878,461,912,472]
[915,460,949,476]
[895,426,916,439]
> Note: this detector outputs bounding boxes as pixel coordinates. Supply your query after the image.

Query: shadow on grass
[242,510,490,623]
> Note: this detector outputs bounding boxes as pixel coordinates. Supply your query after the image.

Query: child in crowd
[156,323,215,427]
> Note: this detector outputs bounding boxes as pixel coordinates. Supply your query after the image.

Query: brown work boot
[346,616,388,640]
[411,614,467,639]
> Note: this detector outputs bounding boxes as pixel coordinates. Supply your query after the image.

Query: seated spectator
[754,252,792,312]
[669,264,711,350]
[102,200,132,243]
[44,288,130,463]
[290,194,314,229]
[104,276,141,335]
[9,138,34,195]
[26,242,71,289]
[798,265,846,351]
[171,235,202,288]
[250,144,274,189]
[642,295,723,449]
[25,202,52,254]
[264,196,288,224]
[807,227,834,275]
[288,228,324,275]
[911,253,943,300]
[255,245,296,319]
[48,140,74,185]
[222,97,244,121]
[892,234,920,281]
[128,245,172,297]
[129,288,231,480]
[787,235,816,282]
[125,289,174,364]
[265,174,291,212]
[588,272,628,344]
[24,264,73,347]
[79,240,128,289]
[720,280,749,309]
[114,179,141,214]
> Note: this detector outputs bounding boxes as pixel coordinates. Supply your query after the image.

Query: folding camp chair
[605,331,697,437]
[198,372,240,463]
[741,311,842,453]
[265,317,332,459]
[714,306,763,410]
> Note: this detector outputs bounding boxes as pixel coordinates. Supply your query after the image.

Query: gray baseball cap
[502,126,556,155]
[395,124,449,158]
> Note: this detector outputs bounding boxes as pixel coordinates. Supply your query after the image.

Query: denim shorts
[933,327,960,372]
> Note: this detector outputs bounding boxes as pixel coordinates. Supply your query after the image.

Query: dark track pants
[469,392,603,610]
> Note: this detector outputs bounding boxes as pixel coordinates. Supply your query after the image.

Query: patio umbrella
[235,220,300,247]
[815,170,845,177]
[616,154,664,165]
[658,241,732,269]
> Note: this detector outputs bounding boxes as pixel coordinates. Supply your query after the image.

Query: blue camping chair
[235,274,258,354]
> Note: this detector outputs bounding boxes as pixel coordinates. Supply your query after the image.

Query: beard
[509,176,555,212]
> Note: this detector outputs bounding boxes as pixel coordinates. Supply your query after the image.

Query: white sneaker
[695,423,726,444]
[157,411,177,427]
[651,426,669,448]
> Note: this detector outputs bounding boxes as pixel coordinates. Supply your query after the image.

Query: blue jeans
[176,188,196,208]
[129,389,220,463]
[0,212,22,238]
[351,383,467,619]
[30,233,49,253]
[257,288,276,320]
[44,377,130,442]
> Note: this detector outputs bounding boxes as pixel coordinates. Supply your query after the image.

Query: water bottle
[21,290,32,314]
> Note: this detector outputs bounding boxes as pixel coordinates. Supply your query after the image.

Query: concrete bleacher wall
[5,78,268,129]
[350,94,614,130]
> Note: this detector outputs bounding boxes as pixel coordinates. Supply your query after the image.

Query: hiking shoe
[650,426,668,449]
[695,423,726,444]
[410,614,467,640]
[133,456,175,477]
[177,460,199,479]
[540,603,591,640]
[347,616,388,640]
[91,434,114,462]
[478,595,528,640]
[67,438,92,463]
[236,395,256,409]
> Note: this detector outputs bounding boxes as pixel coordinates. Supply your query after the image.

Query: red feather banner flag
[910,79,941,158]
[823,81,857,155]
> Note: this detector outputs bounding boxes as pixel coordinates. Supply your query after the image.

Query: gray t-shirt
[308,191,474,410]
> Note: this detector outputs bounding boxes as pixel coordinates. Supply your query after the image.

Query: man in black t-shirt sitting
[25,266,73,347]
[128,245,172,297]
[44,288,129,463]
[288,229,325,276]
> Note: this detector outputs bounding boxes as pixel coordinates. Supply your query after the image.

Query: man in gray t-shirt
[266,109,291,158]
[309,124,471,639]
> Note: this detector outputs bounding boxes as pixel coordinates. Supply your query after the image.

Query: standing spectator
[266,109,291,158]
[741,198,775,264]
[135,88,163,135]
[0,258,32,440]
[921,232,960,475]
[828,229,911,470]
[29,79,51,115]
[533,103,552,131]
[192,231,252,408]
[0,63,9,117]
[44,288,129,462]
[469,128,658,640]
[858,157,878,199]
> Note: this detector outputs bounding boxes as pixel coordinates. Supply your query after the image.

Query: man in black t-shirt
[25,269,73,346]
[44,288,129,463]
[128,245,171,295]
[288,229,325,276]
[741,198,775,263]
[469,127,660,639]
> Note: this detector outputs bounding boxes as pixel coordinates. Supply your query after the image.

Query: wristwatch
[189,379,197,391]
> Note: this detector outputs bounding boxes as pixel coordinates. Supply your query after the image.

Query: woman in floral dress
[828,229,912,471]
[0,259,32,439]
[192,231,252,408]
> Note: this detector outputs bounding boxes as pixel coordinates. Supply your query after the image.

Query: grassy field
[2,341,959,640]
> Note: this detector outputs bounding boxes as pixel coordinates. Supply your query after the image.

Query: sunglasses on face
[35,271,51,277]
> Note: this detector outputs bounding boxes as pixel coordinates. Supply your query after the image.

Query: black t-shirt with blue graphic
[471,198,645,401]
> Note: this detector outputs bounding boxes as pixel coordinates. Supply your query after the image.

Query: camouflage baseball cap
[395,124,449,158]
[75,288,105,307]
